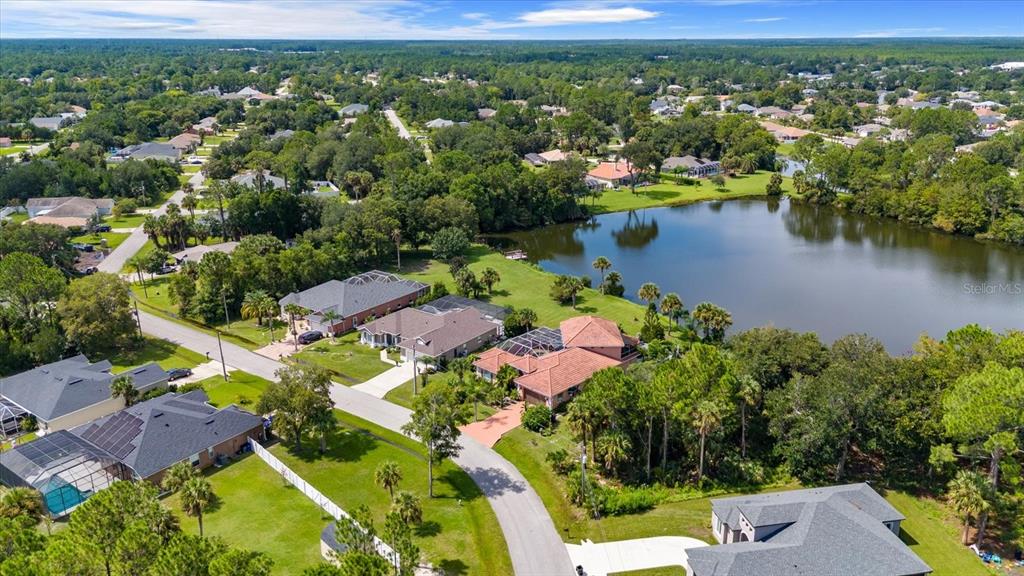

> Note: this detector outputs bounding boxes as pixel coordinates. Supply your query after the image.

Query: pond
[497,199,1024,353]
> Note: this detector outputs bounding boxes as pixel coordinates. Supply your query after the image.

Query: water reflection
[500,199,1024,350]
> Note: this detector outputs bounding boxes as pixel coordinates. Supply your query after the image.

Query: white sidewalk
[351,361,415,398]
[565,536,708,576]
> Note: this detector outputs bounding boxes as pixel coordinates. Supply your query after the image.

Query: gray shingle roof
[340,103,369,116]
[690,484,929,576]
[114,142,181,161]
[0,355,166,422]
[279,270,428,318]
[397,307,498,357]
[230,170,286,190]
[72,390,262,479]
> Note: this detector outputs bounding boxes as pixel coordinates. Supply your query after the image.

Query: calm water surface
[499,199,1024,353]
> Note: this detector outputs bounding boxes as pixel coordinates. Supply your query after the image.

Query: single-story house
[662,156,721,178]
[29,117,65,131]
[539,105,569,116]
[339,103,369,116]
[477,108,497,120]
[306,180,341,198]
[269,129,295,141]
[425,118,454,129]
[587,161,635,188]
[279,270,429,335]
[167,133,202,153]
[0,355,167,434]
[108,142,181,164]
[171,241,239,263]
[854,123,885,137]
[473,316,638,408]
[688,483,931,576]
[524,153,546,167]
[0,137,12,147]
[735,103,757,114]
[191,116,219,134]
[231,169,286,190]
[73,389,264,485]
[756,106,793,120]
[359,296,507,361]
[196,87,222,97]
[221,86,275,102]
[25,197,114,228]
[760,121,812,143]
[0,390,263,518]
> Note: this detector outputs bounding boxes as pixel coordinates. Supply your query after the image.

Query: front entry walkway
[351,361,415,398]
[565,536,708,576]
[460,402,524,447]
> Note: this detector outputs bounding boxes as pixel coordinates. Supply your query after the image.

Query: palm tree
[947,470,991,545]
[480,267,500,294]
[737,375,761,459]
[179,476,213,537]
[592,256,611,284]
[660,293,683,330]
[375,461,403,499]
[143,214,162,248]
[448,357,473,385]
[693,399,724,482]
[162,460,198,494]
[517,308,537,331]
[391,228,402,270]
[603,270,624,296]
[241,290,271,327]
[0,487,45,522]
[392,490,423,525]
[692,302,733,341]
[283,303,305,352]
[637,282,661,306]
[128,254,149,298]
[110,375,139,407]
[596,430,632,472]
[181,191,198,223]
[255,294,279,342]
[466,375,493,422]
[320,310,341,343]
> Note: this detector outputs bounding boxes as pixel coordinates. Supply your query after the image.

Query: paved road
[137,310,575,575]
[98,189,185,273]
[383,109,412,140]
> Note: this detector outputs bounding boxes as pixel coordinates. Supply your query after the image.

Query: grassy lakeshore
[590,171,792,214]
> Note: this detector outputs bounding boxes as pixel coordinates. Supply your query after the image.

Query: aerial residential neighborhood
[0,2,1023,576]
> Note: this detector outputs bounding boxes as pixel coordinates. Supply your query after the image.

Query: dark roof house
[688,483,931,576]
[109,142,181,163]
[339,103,369,116]
[280,271,429,334]
[0,355,166,432]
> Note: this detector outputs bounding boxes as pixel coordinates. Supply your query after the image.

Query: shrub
[113,198,138,218]
[546,448,575,475]
[600,485,666,516]
[432,226,469,261]
[522,404,552,432]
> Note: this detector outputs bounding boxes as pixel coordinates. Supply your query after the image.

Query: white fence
[248,439,399,566]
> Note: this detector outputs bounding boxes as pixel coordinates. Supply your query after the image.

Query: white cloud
[515,6,658,26]
[744,17,785,22]
[854,27,945,38]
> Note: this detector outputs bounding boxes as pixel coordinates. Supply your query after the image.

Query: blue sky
[1,1,1022,40]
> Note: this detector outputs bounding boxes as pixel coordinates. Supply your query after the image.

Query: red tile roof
[515,348,621,399]
[588,161,633,181]
[560,316,624,349]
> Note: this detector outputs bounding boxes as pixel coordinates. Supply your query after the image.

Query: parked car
[157,265,177,275]
[73,243,94,252]
[297,330,323,345]
[93,224,111,232]
[186,155,203,165]
[167,368,193,381]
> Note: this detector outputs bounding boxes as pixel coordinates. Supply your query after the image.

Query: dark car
[73,243,94,252]
[167,368,193,381]
[297,330,323,345]
[93,225,111,232]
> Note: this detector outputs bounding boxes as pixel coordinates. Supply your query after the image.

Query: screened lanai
[0,430,133,517]
[0,397,27,439]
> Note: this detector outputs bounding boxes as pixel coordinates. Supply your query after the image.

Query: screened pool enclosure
[0,430,132,517]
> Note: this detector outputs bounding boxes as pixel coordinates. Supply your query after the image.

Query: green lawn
[590,171,791,215]
[104,213,147,228]
[292,332,393,383]
[776,141,796,156]
[71,231,129,250]
[0,145,29,155]
[402,245,650,335]
[611,568,687,576]
[383,373,498,421]
[191,370,270,409]
[108,337,206,372]
[267,410,513,576]
[121,240,157,272]
[495,424,988,576]
[181,164,202,173]
[163,454,330,576]
[885,491,990,576]
[4,212,29,224]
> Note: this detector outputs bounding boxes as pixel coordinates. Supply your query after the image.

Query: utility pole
[133,299,143,338]
[216,331,228,381]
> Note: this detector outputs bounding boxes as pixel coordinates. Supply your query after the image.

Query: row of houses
[0,355,265,517]
[23,196,113,228]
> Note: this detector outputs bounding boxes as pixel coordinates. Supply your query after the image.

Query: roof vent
[205,419,215,425]
[67,378,82,385]
[133,368,148,374]
[153,411,164,418]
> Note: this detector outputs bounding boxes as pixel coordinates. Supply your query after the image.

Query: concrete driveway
[461,402,524,447]
[351,361,415,398]
[566,536,709,576]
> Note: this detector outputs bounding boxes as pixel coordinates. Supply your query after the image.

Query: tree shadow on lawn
[414,519,442,538]
[283,428,375,464]
[438,559,469,576]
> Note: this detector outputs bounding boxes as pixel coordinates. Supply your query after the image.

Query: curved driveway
[97,189,185,273]
[137,310,574,575]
